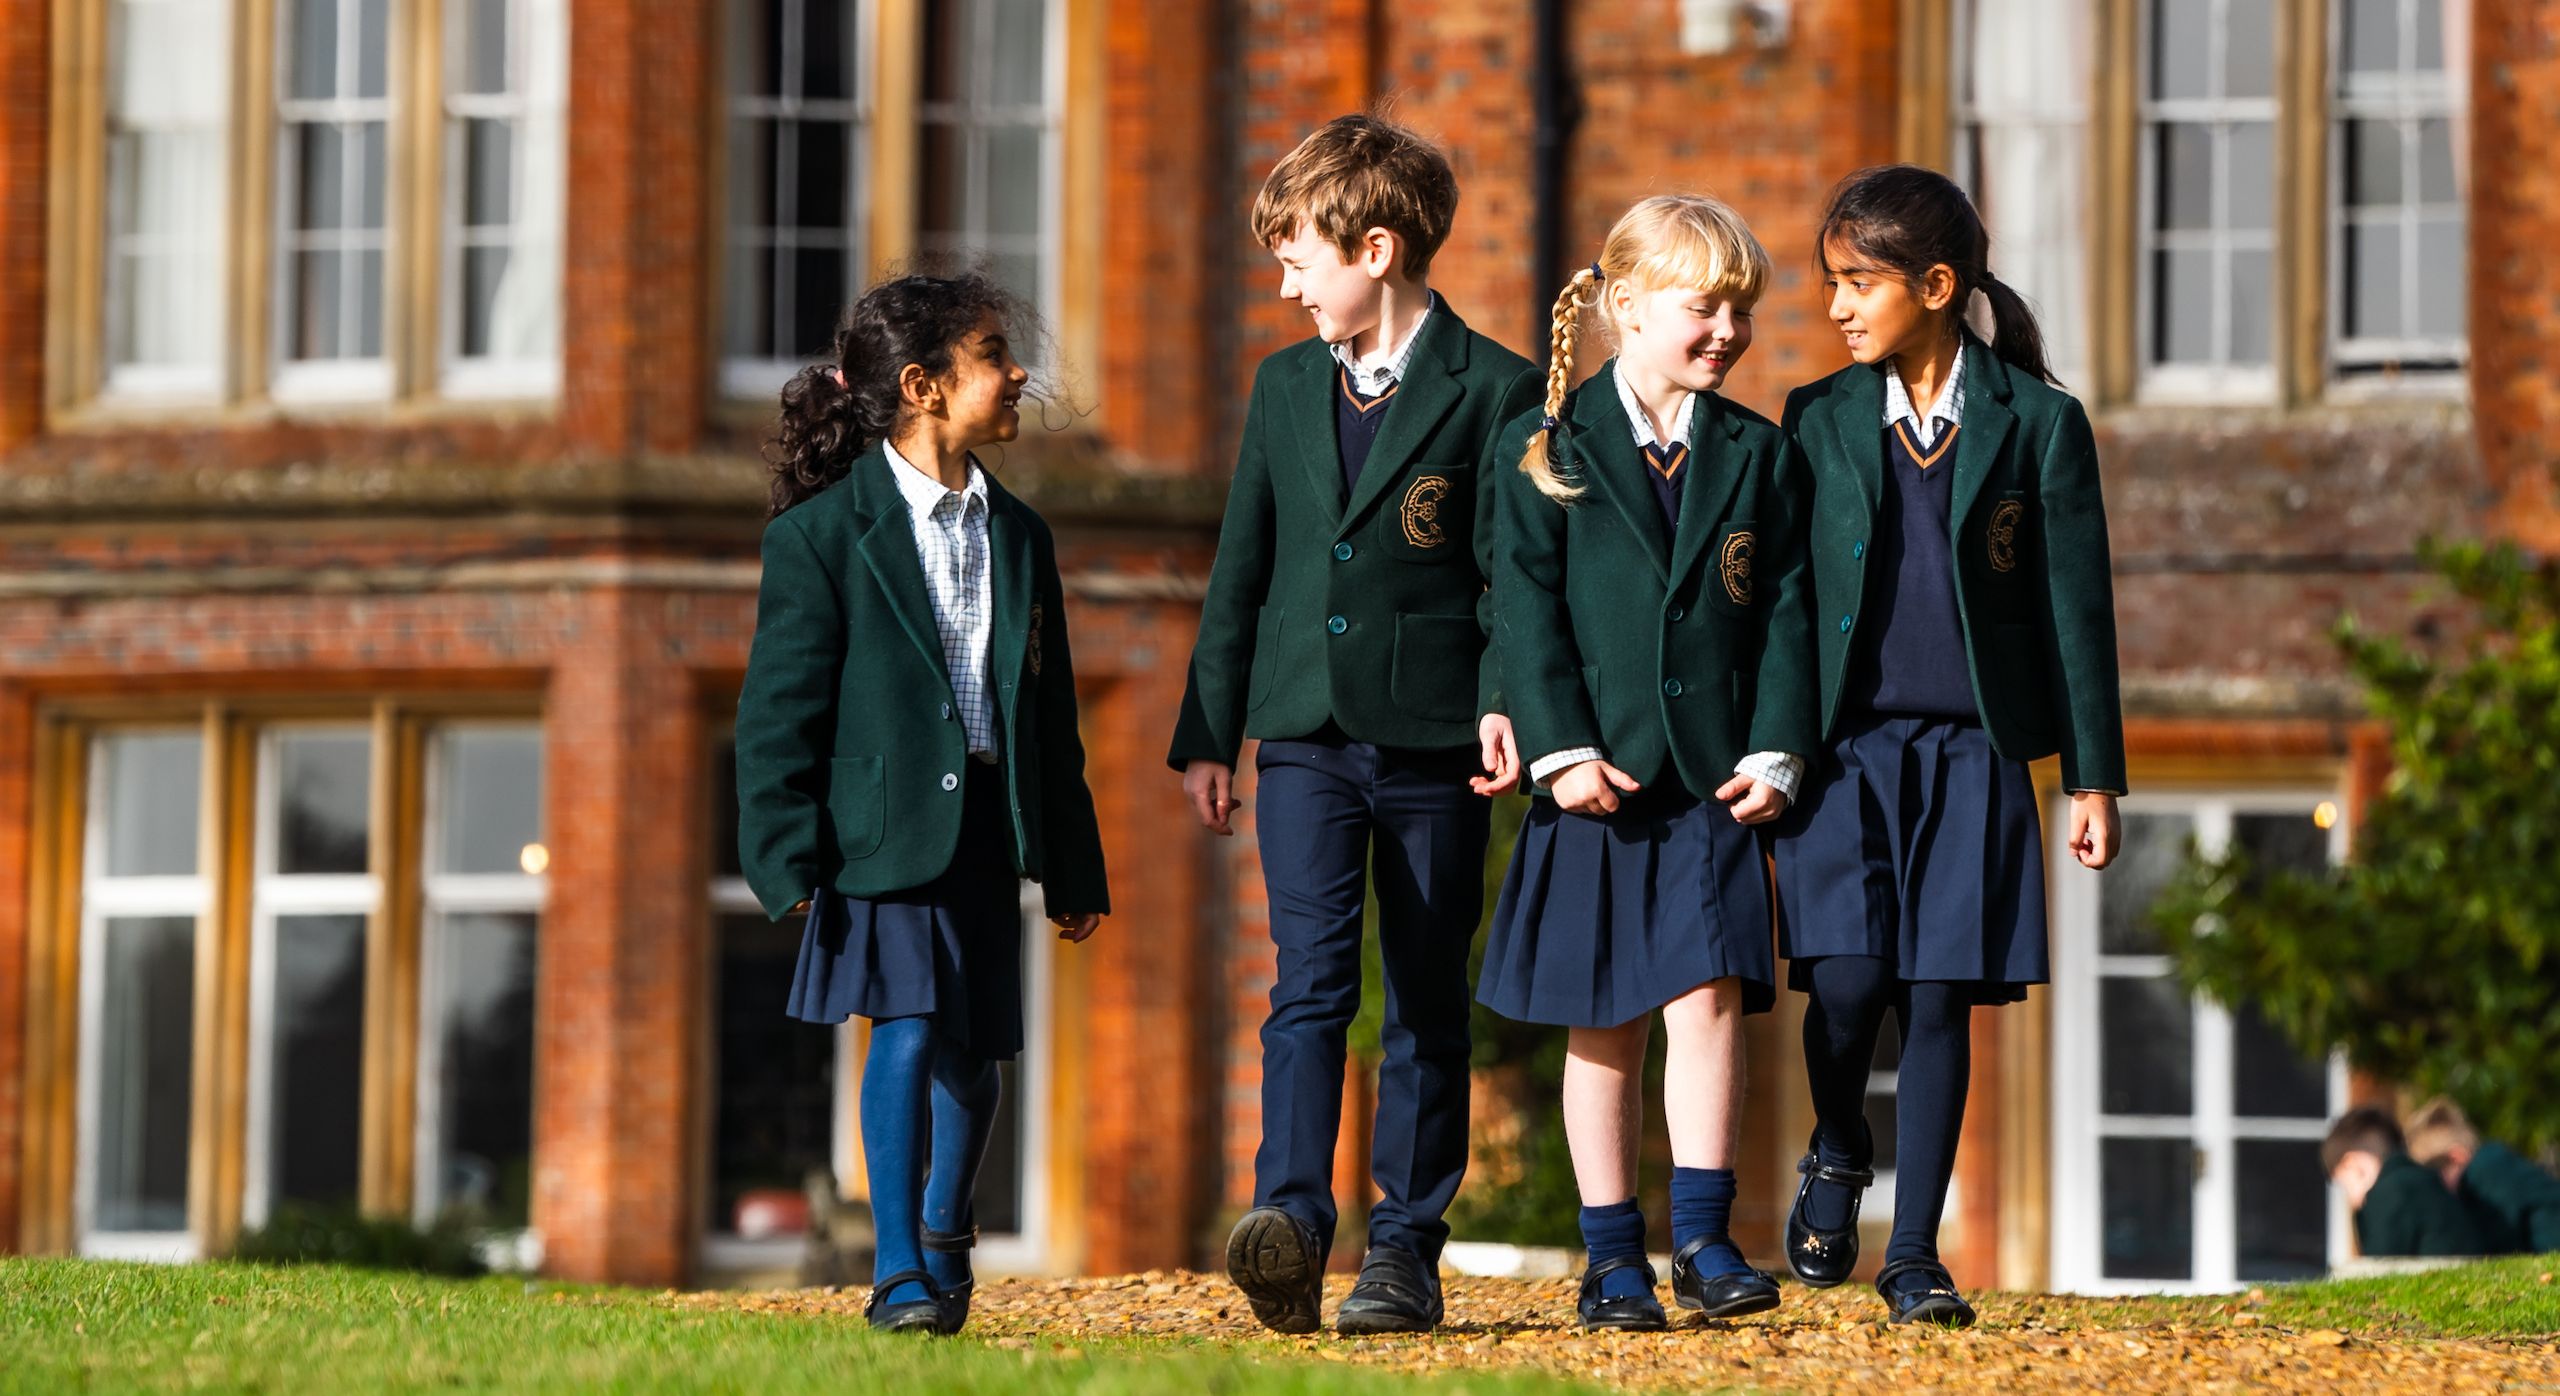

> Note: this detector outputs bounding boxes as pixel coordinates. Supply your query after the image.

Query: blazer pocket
[1386,464,1471,562]
[1708,519,1760,610]
[827,755,886,860]
[1390,612,1480,723]
[1247,606,1286,710]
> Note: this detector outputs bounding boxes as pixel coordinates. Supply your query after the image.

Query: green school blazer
[2459,1141,2560,1254]
[2358,1151,2489,1257]
[1782,338,2129,795]
[734,444,1110,922]
[1166,301,1541,768]
[1491,364,1820,797]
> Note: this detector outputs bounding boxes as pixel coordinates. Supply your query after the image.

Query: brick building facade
[3,0,2551,1295]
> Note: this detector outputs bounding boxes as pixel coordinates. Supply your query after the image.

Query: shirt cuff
[1530,746,1607,787]
[1735,751,1805,804]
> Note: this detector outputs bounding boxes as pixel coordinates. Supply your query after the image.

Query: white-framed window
[441,0,568,397]
[413,723,546,1245]
[101,0,233,400]
[2329,0,2466,381]
[722,0,873,398]
[2137,0,2280,401]
[1950,0,2095,391]
[2050,789,2351,1294]
[273,0,398,400]
[75,731,209,1261]
[917,0,1063,338]
[243,727,377,1227]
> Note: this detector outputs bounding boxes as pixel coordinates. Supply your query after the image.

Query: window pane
[2233,1001,2328,1118]
[712,912,836,1231]
[352,246,385,356]
[923,0,966,104]
[2348,222,2403,338]
[2152,0,2212,101]
[355,0,390,99]
[2236,1139,2328,1279]
[986,126,1042,240]
[106,1,230,381]
[287,0,339,101]
[2416,216,2465,338]
[919,123,965,235]
[430,911,537,1228]
[2230,247,2272,363]
[734,0,783,98]
[713,740,743,880]
[2224,0,2275,98]
[989,0,1047,101]
[789,246,847,357]
[2102,975,2193,1114]
[464,118,515,227]
[270,912,366,1207]
[358,120,387,227]
[2346,119,2403,207]
[2228,122,2274,231]
[459,0,510,95]
[461,245,509,357]
[724,245,775,360]
[275,731,371,875]
[2414,0,2443,70]
[2154,246,2215,363]
[434,728,545,875]
[101,733,202,877]
[295,123,347,230]
[2232,810,2330,880]
[2101,812,2188,955]
[731,117,778,231]
[2343,0,2398,73]
[2417,118,2458,203]
[95,915,196,1233]
[979,1060,1025,1235]
[789,119,851,231]
[2156,123,2213,232]
[799,0,855,102]
[2102,1136,2193,1279]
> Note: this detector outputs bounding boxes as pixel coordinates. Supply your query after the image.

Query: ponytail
[1972,272,2056,386]
[1519,265,1600,502]
[1817,164,2062,388]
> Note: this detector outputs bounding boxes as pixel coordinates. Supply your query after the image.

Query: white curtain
[1964,0,2094,390]
[480,0,565,364]
[109,0,231,382]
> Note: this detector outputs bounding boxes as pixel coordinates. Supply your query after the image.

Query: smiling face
[929,310,1030,449]
[1822,236,1955,366]
[1611,279,1756,395]
[1270,220,1391,348]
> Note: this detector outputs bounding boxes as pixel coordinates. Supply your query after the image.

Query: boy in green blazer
[1169,114,1540,1337]
[2407,1098,2560,1254]
[2327,1107,2489,1258]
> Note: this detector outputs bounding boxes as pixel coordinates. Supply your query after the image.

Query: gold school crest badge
[1987,500,2024,573]
[1026,602,1045,676]
[1719,531,1755,605]
[1401,475,1451,549]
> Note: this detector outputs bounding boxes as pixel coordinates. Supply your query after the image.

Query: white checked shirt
[1525,364,1805,803]
[883,440,998,759]
[1882,340,1967,449]
[1331,292,1438,397]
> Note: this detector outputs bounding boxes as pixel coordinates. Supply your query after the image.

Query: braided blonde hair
[1518,194,1775,503]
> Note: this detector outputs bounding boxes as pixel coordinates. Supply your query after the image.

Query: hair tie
[826,366,847,389]
[1587,261,1604,281]
[1540,415,1561,435]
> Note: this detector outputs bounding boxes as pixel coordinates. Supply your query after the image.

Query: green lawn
[0,1259,1602,1396]
[2238,1253,2560,1337]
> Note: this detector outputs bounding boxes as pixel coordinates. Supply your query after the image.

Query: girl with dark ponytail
[1768,165,2126,1328]
[736,272,1109,1335]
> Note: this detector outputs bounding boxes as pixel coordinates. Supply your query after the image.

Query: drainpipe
[1529,0,1579,344]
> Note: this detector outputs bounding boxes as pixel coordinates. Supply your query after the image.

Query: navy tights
[1798,956,1972,1275]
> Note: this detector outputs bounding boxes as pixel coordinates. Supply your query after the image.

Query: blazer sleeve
[1032,531,1112,919]
[1494,416,1606,764]
[1476,366,1547,721]
[2036,398,2129,795]
[1745,429,1822,758]
[735,513,846,920]
[1167,365,1278,770]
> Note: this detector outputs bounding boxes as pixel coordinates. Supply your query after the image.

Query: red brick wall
[0,0,43,457]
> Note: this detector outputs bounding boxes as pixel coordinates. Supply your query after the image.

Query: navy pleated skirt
[1767,714,2048,1005]
[784,760,1026,1058]
[1478,780,1778,1028]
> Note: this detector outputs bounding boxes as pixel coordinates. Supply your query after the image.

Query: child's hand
[1052,912,1103,943]
[2068,791,2120,869]
[1552,759,1641,815]
[1714,773,1789,825]
[1471,714,1522,796]
[1184,760,1238,836]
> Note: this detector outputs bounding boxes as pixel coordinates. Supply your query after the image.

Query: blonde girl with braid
[1478,194,1820,1333]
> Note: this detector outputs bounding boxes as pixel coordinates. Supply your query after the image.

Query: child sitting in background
[2403,1097,2560,1255]
[2323,1106,2486,1258]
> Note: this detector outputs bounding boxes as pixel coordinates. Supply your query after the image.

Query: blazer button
[1853,540,1866,560]
[1840,615,1854,633]
[940,772,960,792]
[1327,615,1348,635]
[1334,542,1354,561]
[1667,605,1686,623]
[940,702,954,720]
[1662,678,1684,698]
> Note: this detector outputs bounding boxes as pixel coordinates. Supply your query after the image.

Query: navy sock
[860,1016,936,1307]
[1670,1167,1751,1278]
[922,1031,1001,1298]
[1578,1200,1652,1301]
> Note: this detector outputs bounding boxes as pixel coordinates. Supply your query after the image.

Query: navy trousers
[1252,727,1489,1262]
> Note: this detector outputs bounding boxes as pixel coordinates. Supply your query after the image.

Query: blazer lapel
[986,477,1036,718]
[1823,363,1889,522]
[1568,364,1671,584]
[1337,308,1467,538]
[1287,350,1347,532]
[850,448,952,682]
[1948,337,2017,532]
[1666,394,1755,592]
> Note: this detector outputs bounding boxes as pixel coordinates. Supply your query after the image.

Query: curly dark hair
[765,271,1031,518]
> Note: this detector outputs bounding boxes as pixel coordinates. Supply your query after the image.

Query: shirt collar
[1331,291,1438,396]
[882,438,988,516]
[1882,339,1968,436]
[1611,360,1696,452]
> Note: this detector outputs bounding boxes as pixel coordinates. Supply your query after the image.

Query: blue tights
[1799,956,1972,1278]
[861,1016,1002,1306]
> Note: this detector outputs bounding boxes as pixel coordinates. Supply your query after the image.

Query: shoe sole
[1580,1314,1669,1333]
[1676,1288,1783,1320]
[1334,1307,1436,1336]
[1226,1209,1322,1335]
[1888,1298,1978,1329]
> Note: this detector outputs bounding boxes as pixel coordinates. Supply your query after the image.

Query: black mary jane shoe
[1575,1255,1668,1332]
[1784,1150,1876,1288]
[1875,1258,1978,1329]
[864,1269,946,1335]
[921,1224,978,1335]
[1225,1206,1328,1335]
[1670,1238,1782,1320]
[1334,1244,1443,1334]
